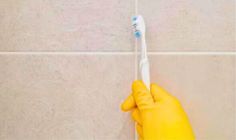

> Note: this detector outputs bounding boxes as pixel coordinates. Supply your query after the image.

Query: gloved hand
[121,80,195,140]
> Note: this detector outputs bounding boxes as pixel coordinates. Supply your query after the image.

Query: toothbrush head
[132,15,146,38]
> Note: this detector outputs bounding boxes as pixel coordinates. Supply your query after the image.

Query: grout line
[0,52,134,55]
[134,0,139,140]
[135,0,138,15]
[134,0,139,80]
[147,51,236,55]
[0,51,235,55]
[134,41,138,79]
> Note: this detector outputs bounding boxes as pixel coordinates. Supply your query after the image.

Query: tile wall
[0,0,235,140]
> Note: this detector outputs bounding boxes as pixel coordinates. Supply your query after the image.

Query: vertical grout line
[134,1,138,140]
[135,0,138,14]
[134,0,138,80]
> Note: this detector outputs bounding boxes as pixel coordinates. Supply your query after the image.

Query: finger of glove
[139,137,144,140]
[132,108,142,125]
[132,80,154,109]
[151,83,172,102]
[121,94,136,112]
[136,123,143,138]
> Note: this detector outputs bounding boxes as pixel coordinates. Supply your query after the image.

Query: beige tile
[0,55,135,140]
[149,55,235,140]
[139,0,236,51]
[0,0,134,51]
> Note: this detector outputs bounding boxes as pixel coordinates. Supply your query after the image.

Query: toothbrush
[132,15,150,90]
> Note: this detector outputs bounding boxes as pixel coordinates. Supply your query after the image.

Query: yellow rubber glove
[121,80,195,140]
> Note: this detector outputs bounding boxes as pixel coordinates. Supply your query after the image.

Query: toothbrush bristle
[132,15,143,38]
[132,16,137,21]
[135,31,141,38]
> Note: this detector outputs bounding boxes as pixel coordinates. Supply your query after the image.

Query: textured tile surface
[139,0,236,51]
[149,55,236,140]
[0,0,134,51]
[0,55,134,140]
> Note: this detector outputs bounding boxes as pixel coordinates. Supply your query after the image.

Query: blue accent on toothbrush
[132,16,137,21]
[135,31,141,38]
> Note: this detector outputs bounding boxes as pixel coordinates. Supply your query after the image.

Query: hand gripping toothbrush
[132,15,150,90]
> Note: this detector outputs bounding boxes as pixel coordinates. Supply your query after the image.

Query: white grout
[134,0,139,80]
[0,51,235,55]
[0,52,134,55]
[135,0,138,15]
[147,51,236,55]
[134,1,139,140]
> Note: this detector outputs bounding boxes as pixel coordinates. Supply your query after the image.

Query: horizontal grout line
[148,52,236,55]
[0,51,235,55]
[0,52,133,55]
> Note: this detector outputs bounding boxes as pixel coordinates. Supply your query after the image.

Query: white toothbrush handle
[140,58,150,90]
[137,61,150,140]
[132,15,150,140]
